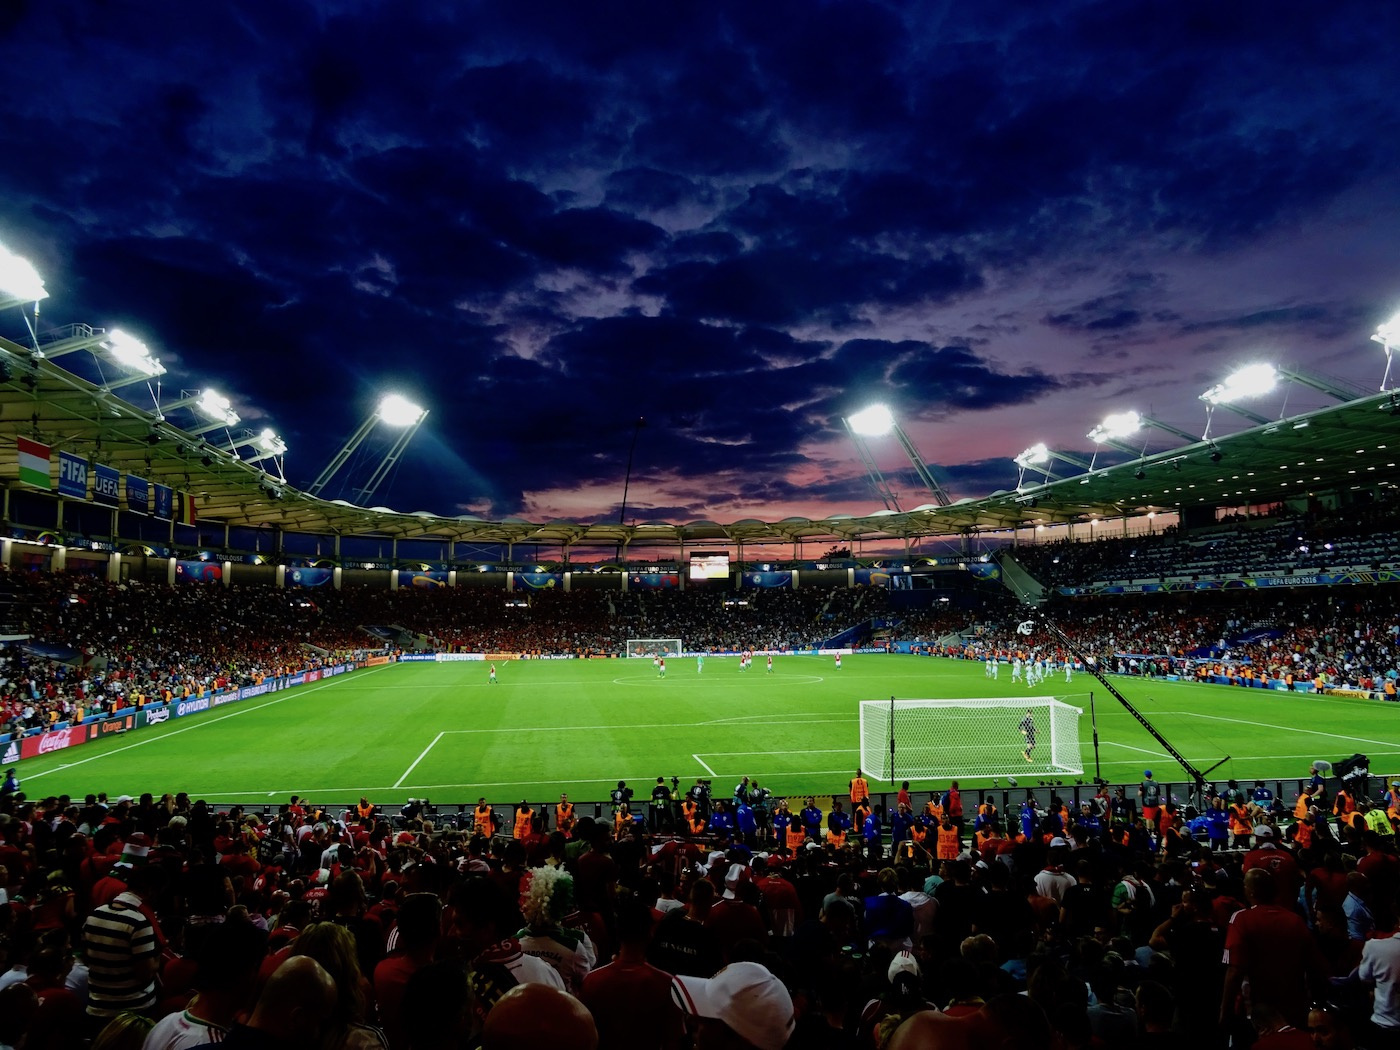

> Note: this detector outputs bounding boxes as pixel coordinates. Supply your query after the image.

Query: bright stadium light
[1375,314,1400,391]
[1014,443,1052,469]
[195,389,240,427]
[377,393,427,427]
[103,329,165,378]
[1200,363,1278,405]
[309,391,431,503]
[0,243,47,310]
[847,403,896,437]
[253,427,287,456]
[1087,410,1142,444]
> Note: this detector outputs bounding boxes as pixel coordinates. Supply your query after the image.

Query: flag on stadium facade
[16,437,51,489]
[177,491,197,526]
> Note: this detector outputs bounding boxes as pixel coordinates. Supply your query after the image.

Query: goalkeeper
[1019,708,1036,763]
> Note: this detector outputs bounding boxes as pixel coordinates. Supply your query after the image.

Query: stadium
[6,9,1400,1047]
[3,237,1400,1044]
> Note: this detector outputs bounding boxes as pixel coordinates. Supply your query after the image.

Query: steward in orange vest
[556,796,575,837]
[474,799,494,837]
[901,820,929,861]
[514,802,533,839]
[850,771,869,806]
[936,817,961,861]
[683,799,704,835]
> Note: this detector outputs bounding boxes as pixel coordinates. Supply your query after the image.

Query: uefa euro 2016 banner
[629,573,678,589]
[287,567,334,588]
[744,571,793,588]
[1060,568,1400,596]
[175,560,222,584]
[398,570,448,588]
[514,572,561,590]
[853,569,892,586]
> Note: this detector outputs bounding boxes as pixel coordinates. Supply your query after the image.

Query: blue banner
[854,569,892,586]
[743,571,793,589]
[397,570,448,588]
[287,567,334,588]
[628,573,679,589]
[175,560,222,584]
[57,452,87,499]
[1059,568,1400,596]
[126,475,148,514]
[92,463,120,505]
[153,483,172,519]
[513,572,561,590]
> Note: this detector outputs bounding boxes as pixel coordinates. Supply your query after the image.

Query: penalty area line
[692,754,717,777]
[396,732,445,789]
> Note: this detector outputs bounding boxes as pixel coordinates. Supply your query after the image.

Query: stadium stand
[1,548,1400,1046]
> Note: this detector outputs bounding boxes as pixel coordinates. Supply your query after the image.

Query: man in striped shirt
[81,864,166,1030]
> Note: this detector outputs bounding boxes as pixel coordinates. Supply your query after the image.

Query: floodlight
[1087,410,1142,444]
[1377,314,1400,347]
[377,394,427,427]
[253,428,287,456]
[847,403,895,437]
[102,329,164,378]
[1014,443,1052,469]
[0,243,47,306]
[195,389,240,427]
[1200,363,1278,405]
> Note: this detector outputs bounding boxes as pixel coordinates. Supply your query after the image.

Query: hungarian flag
[16,437,50,489]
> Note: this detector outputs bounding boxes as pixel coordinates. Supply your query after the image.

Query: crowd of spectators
[0,573,889,739]
[1014,503,1400,592]
[3,766,1400,1048]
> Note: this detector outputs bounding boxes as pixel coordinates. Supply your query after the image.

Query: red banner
[21,725,89,760]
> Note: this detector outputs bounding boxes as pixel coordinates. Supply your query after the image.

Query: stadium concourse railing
[0,653,392,767]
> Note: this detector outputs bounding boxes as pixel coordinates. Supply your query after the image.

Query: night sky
[1,3,1397,524]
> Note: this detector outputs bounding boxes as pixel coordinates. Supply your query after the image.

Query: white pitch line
[395,732,445,789]
[1172,712,1400,750]
[24,665,392,781]
[1100,741,1174,759]
[692,754,717,777]
[425,716,856,736]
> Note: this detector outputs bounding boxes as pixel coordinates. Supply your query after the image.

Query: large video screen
[689,552,730,580]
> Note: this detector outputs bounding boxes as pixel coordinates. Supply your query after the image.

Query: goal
[858,696,1084,781]
[625,638,683,658]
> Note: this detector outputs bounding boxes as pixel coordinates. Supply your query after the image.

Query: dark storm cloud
[0,1,1396,522]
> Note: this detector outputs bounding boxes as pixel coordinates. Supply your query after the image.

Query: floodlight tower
[0,242,47,313]
[842,406,901,511]
[844,403,953,507]
[307,393,428,505]
[1200,363,1278,439]
[1374,314,1400,391]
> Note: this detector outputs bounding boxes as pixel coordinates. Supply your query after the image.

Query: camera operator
[610,780,634,818]
[650,776,674,833]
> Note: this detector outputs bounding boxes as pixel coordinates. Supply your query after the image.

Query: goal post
[625,638,683,658]
[858,696,1084,781]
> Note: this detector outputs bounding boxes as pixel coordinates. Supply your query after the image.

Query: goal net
[858,696,1084,781]
[625,638,683,658]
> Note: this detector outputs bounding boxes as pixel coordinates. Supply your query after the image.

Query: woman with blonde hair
[290,921,388,1050]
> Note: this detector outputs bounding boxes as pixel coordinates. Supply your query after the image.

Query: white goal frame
[625,638,683,658]
[858,695,1084,781]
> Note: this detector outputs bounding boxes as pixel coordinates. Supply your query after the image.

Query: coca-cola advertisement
[21,726,88,760]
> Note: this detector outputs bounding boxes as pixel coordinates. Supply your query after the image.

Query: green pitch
[13,655,1400,806]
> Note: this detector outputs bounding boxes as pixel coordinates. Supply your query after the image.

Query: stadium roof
[1,328,1399,550]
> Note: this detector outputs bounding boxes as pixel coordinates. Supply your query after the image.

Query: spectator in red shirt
[1220,868,1327,1031]
[581,894,684,1050]
[374,892,441,1050]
